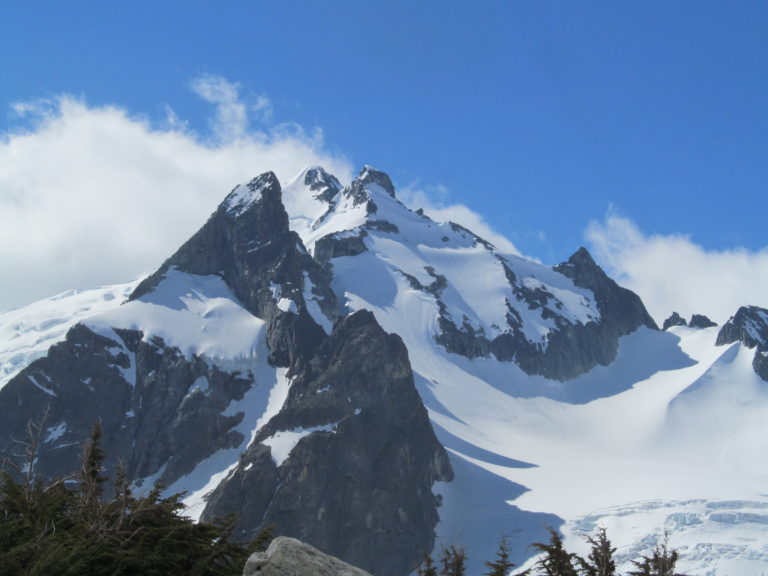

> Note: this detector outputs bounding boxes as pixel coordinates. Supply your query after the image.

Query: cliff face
[435,246,658,381]
[0,170,452,576]
[717,305,768,380]
[203,310,452,575]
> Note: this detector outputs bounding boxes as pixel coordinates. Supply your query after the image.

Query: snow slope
[5,166,768,575]
[0,281,138,389]
[279,168,768,575]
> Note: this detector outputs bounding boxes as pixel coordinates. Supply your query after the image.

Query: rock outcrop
[716,305,768,381]
[435,247,658,381]
[342,165,395,214]
[131,171,338,371]
[203,310,452,576]
[243,537,372,576]
[689,314,717,329]
[0,325,252,487]
[304,166,343,203]
[663,312,688,331]
[0,172,452,576]
[716,306,768,348]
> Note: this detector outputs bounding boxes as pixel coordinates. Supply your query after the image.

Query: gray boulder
[244,537,372,576]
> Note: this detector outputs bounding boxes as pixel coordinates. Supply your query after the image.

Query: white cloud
[190,75,253,143]
[586,213,768,325]
[398,183,522,256]
[0,76,352,311]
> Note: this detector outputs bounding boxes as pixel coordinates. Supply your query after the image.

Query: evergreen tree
[0,421,267,576]
[484,536,516,576]
[417,552,438,576]
[531,528,580,576]
[628,534,683,576]
[79,422,107,499]
[578,526,616,576]
[439,544,467,576]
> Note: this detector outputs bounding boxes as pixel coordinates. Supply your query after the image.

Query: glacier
[2,165,768,574]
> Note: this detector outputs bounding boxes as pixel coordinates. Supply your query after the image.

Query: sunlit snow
[262,422,338,467]
[88,269,265,361]
[6,167,768,575]
[0,281,138,389]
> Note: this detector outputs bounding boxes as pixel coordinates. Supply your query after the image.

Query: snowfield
[4,166,768,575]
[336,241,768,574]
[279,168,768,575]
[0,281,138,389]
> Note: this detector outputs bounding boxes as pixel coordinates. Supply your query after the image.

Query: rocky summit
[2,166,768,575]
[716,305,768,381]
[662,311,687,331]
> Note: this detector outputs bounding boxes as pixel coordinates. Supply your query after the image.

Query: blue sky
[1,1,768,321]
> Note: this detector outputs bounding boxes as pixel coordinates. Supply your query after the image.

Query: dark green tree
[628,534,684,576]
[484,536,516,576]
[0,422,267,576]
[531,528,580,576]
[440,544,467,576]
[578,526,616,576]
[417,552,438,576]
[78,421,107,513]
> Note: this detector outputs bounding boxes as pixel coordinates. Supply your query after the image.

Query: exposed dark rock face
[663,312,688,331]
[0,171,454,576]
[314,230,369,262]
[364,219,399,234]
[202,310,453,576]
[716,306,768,381]
[0,325,252,487]
[243,537,372,576]
[689,314,717,329]
[341,166,395,214]
[304,166,343,203]
[449,221,496,250]
[555,248,658,332]
[716,306,768,348]
[435,247,658,381]
[131,172,337,371]
[0,172,338,486]
[754,345,768,381]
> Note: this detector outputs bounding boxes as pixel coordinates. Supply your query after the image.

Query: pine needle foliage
[484,536,516,576]
[579,526,617,576]
[416,552,438,576]
[0,423,268,576]
[531,528,580,576]
[440,543,467,576]
[627,534,684,576]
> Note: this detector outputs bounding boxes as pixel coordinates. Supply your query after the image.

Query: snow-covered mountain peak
[273,165,657,381]
[557,245,597,271]
[5,164,768,575]
[351,165,396,198]
[280,165,413,255]
[301,165,343,202]
[331,165,397,215]
[223,171,281,216]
